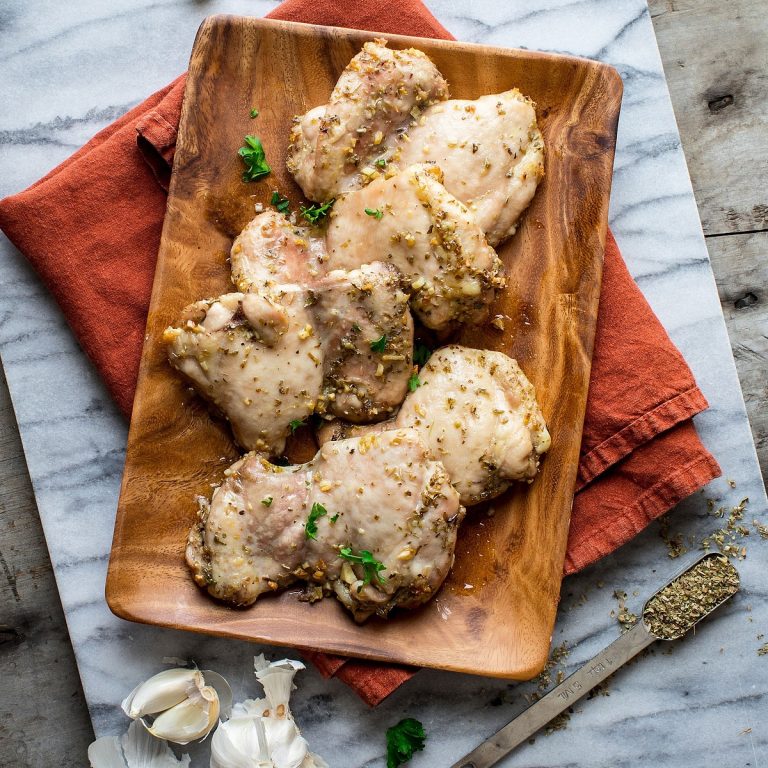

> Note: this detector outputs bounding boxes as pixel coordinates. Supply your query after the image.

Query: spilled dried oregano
[642,554,740,640]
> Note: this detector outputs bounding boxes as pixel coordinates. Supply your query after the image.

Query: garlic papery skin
[122,669,203,719]
[253,656,305,717]
[88,720,191,768]
[121,667,228,745]
[146,681,220,745]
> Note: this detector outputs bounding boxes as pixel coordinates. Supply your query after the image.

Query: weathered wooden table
[0,1,765,764]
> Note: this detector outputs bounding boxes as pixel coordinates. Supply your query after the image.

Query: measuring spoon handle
[451,622,655,768]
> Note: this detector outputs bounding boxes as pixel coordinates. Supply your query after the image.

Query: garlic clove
[122,669,202,719]
[210,715,272,768]
[88,721,191,768]
[123,720,192,767]
[146,683,220,745]
[262,717,308,768]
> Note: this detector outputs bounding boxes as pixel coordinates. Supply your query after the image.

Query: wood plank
[0,360,94,766]
[648,0,768,487]
[705,231,768,478]
[106,16,621,678]
[648,0,768,235]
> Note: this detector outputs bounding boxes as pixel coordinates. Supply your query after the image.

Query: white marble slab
[1,1,767,766]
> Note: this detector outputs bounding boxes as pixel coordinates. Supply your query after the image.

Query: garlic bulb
[210,656,328,768]
[121,668,229,745]
[88,720,191,767]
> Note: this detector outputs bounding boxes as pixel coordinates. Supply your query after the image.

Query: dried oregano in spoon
[642,554,740,640]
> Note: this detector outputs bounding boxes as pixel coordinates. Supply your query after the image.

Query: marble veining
[1,1,767,766]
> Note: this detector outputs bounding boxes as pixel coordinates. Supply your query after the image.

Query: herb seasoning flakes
[642,554,739,640]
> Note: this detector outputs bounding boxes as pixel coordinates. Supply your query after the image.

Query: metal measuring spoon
[451,552,740,768]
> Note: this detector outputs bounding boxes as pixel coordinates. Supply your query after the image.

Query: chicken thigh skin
[287,39,449,201]
[186,428,463,621]
[317,345,550,505]
[326,164,505,331]
[396,90,545,246]
[164,291,321,456]
[165,260,414,453]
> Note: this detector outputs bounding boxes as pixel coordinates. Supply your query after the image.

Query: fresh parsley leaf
[250,108,260,118]
[364,207,384,219]
[261,496,273,507]
[270,190,290,214]
[305,502,328,540]
[408,373,421,392]
[370,335,388,352]
[239,135,271,182]
[386,718,426,768]
[413,342,431,368]
[330,513,339,523]
[300,199,335,224]
[375,157,388,168]
[339,547,386,586]
[289,419,306,434]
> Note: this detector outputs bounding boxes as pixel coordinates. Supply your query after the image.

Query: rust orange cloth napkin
[0,0,720,706]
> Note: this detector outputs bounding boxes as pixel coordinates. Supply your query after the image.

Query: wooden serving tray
[107,16,622,678]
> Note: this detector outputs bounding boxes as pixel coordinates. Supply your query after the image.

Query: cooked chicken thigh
[287,39,449,201]
[398,346,550,504]
[164,292,321,455]
[396,90,545,245]
[288,45,544,246]
[317,346,550,505]
[165,263,413,452]
[326,164,504,331]
[313,263,413,422]
[230,210,325,294]
[186,428,463,621]
[227,211,414,424]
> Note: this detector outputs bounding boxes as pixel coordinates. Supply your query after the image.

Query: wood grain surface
[105,16,621,678]
[649,0,768,479]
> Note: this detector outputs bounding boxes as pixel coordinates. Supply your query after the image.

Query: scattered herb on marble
[305,502,328,540]
[239,135,271,181]
[612,589,638,631]
[758,643,768,656]
[642,554,739,640]
[545,709,572,735]
[386,718,426,768]
[587,680,611,699]
[752,519,768,539]
[300,198,335,224]
[659,515,688,559]
[271,190,290,213]
[526,641,569,702]
[702,497,750,560]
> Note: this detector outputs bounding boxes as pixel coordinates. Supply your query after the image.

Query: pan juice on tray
[165,39,550,621]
